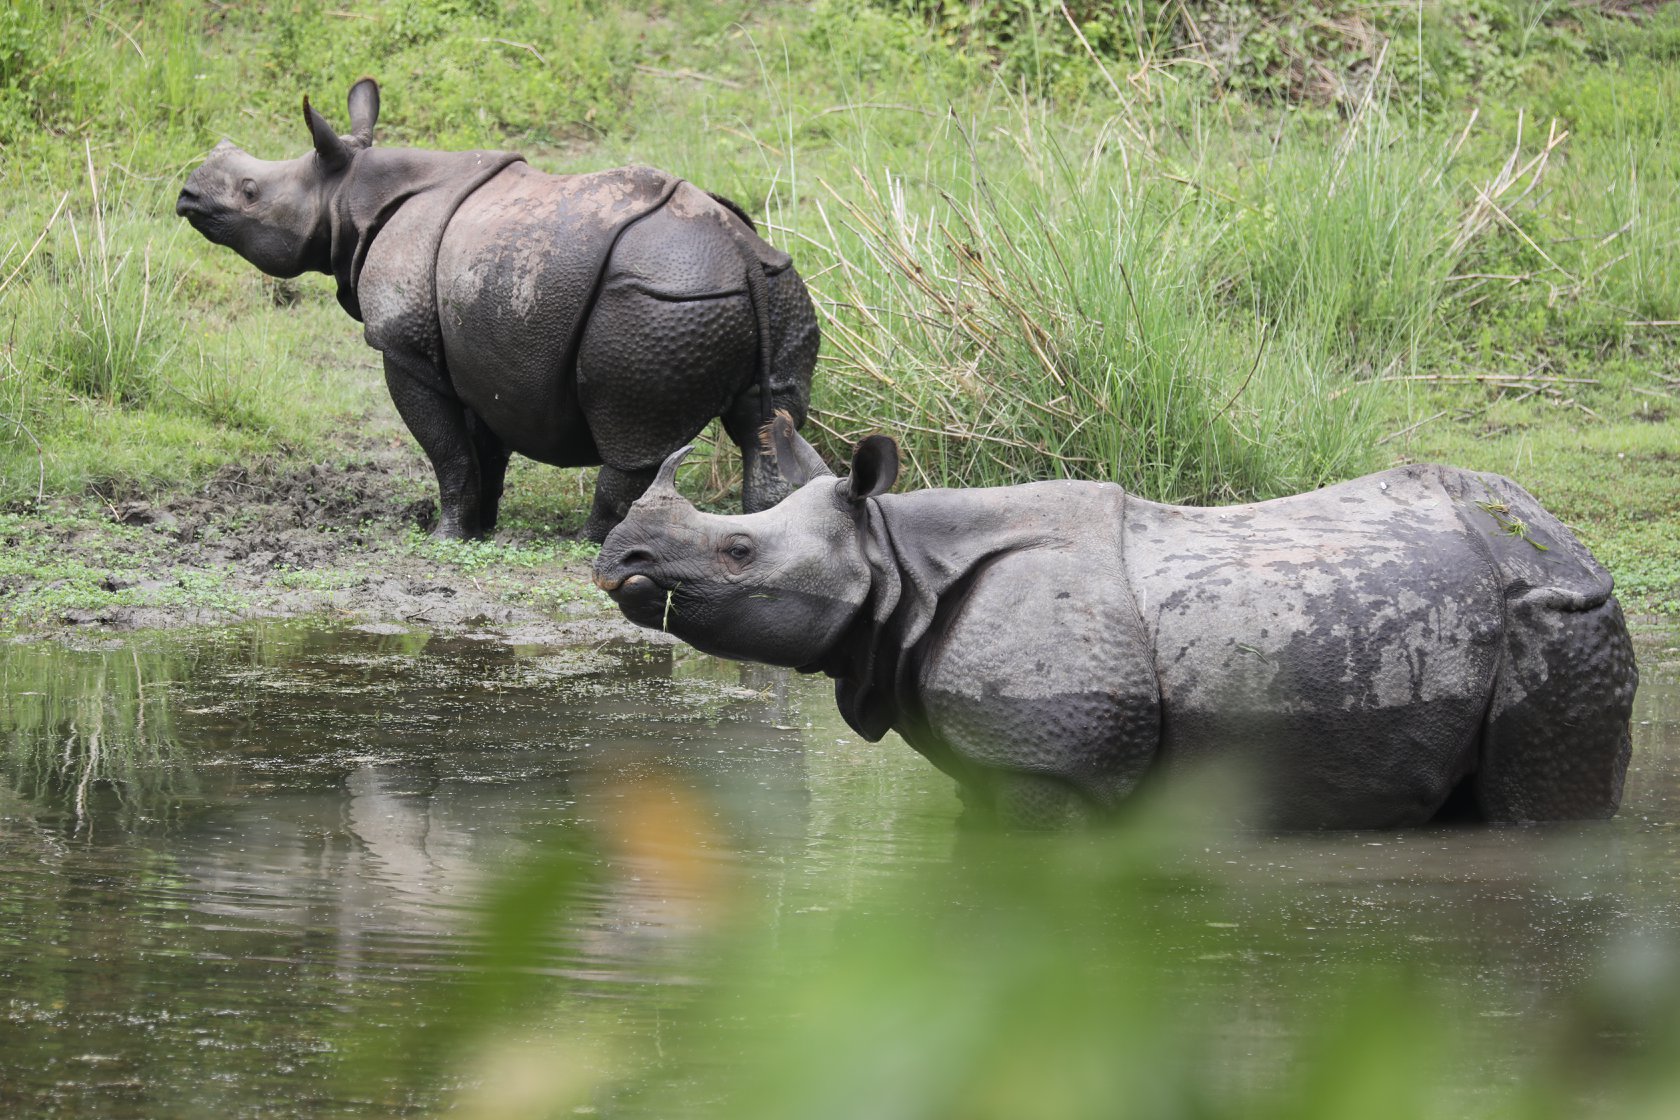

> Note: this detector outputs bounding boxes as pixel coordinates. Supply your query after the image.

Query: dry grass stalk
[1451,113,1570,260]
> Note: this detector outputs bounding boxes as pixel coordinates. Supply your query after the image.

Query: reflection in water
[0,637,195,835]
[0,622,1675,1117]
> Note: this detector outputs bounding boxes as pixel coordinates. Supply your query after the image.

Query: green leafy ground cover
[0,0,1675,621]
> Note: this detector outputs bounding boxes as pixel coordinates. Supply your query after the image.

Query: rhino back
[603,181,791,296]
[433,165,680,462]
[1124,466,1505,827]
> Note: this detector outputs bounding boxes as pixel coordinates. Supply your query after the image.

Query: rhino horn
[304,95,351,173]
[646,444,695,497]
[347,78,380,147]
[762,410,833,487]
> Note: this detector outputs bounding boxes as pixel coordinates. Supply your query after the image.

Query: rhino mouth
[175,188,226,241]
[598,572,673,631]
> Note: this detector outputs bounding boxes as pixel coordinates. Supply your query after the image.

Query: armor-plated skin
[593,419,1637,829]
[176,79,818,541]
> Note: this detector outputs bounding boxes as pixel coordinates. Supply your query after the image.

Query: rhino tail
[713,194,776,428]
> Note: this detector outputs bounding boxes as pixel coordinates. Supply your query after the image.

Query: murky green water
[2,622,1677,1118]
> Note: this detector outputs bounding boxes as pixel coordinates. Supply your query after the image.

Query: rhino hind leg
[763,265,818,426]
[466,410,511,533]
[1474,593,1637,822]
[722,390,790,513]
[728,265,819,514]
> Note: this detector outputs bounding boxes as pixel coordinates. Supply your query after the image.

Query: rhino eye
[721,538,754,570]
[240,179,258,204]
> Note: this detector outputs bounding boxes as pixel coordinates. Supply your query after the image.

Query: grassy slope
[0,0,1675,617]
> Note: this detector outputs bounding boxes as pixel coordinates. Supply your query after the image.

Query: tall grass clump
[1233,88,1462,368]
[0,153,360,501]
[31,157,181,409]
[804,101,1379,504]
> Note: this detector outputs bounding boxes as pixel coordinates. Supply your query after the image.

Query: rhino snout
[598,572,669,630]
[593,570,652,594]
[175,187,202,217]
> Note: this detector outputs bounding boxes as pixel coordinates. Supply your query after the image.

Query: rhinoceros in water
[177,78,818,541]
[593,417,1637,829]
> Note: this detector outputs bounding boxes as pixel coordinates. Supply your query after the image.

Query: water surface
[1,622,1676,1117]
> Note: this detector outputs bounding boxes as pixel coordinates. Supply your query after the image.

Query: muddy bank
[0,435,661,646]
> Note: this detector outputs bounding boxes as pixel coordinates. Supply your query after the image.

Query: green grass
[1,0,1674,609]
[402,529,598,574]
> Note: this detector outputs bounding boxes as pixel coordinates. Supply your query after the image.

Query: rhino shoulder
[917,544,1160,808]
[356,199,450,357]
[882,484,1157,805]
[341,151,523,350]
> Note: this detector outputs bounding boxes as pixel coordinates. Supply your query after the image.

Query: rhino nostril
[619,548,655,569]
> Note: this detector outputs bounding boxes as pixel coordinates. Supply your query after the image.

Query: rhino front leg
[585,464,658,544]
[384,357,485,539]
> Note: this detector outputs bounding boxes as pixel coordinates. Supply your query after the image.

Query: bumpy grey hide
[177,79,819,541]
[594,422,1638,829]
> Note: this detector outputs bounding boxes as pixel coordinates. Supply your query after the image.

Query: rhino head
[176,78,381,278]
[593,416,900,669]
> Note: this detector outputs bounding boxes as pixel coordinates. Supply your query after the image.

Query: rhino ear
[304,95,351,173]
[845,435,899,501]
[763,410,833,487]
[347,78,380,147]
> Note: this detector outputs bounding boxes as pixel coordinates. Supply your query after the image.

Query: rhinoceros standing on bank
[593,417,1638,829]
[177,79,818,541]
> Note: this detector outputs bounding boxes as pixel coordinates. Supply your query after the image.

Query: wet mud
[2,433,658,645]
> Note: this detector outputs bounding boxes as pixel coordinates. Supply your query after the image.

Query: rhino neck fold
[328,147,523,322]
[818,486,1082,743]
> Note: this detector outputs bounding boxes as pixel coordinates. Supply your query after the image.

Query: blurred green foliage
[394,778,1680,1119]
[4,627,1680,1117]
